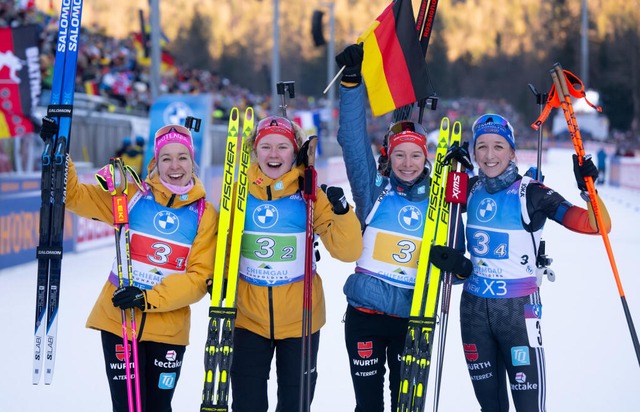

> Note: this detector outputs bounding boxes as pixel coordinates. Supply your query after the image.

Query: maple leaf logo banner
[358,0,429,117]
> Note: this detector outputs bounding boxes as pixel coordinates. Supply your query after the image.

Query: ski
[201,107,253,411]
[397,117,453,411]
[432,122,468,412]
[33,0,84,385]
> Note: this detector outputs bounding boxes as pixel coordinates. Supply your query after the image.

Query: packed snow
[1,148,639,411]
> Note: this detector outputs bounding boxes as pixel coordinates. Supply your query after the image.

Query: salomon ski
[33,0,84,385]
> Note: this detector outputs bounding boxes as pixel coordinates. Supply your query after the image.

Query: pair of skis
[201,107,253,411]
[397,117,468,412]
[95,158,145,412]
[33,0,84,385]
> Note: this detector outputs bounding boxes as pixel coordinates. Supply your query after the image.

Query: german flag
[358,0,429,116]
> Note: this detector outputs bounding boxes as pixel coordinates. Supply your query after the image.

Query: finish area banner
[0,24,40,138]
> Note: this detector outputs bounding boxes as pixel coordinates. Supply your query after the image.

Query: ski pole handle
[303,136,318,201]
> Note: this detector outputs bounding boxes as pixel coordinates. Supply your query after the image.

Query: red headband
[254,116,298,150]
[388,131,427,156]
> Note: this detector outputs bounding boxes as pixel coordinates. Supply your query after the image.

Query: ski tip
[244,107,254,121]
[440,117,450,130]
[230,107,239,121]
[452,121,462,135]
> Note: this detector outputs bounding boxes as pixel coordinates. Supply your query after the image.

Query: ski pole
[299,136,318,412]
[96,159,142,411]
[118,159,144,412]
[550,63,640,367]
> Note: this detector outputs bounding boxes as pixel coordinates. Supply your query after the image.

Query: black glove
[39,116,58,142]
[296,139,311,167]
[112,286,147,310]
[572,154,598,192]
[321,184,349,215]
[443,141,473,171]
[335,43,364,86]
[429,245,473,279]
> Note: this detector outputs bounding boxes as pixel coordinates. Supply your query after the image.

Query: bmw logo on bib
[253,204,278,229]
[154,211,180,234]
[477,198,498,222]
[397,205,423,232]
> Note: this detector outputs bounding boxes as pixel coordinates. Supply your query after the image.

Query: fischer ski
[397,117,456,411]
[432,123,469,412]
[33,0,84,385]
[201,107,253,411]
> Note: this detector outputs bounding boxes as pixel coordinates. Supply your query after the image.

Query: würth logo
[357,341,373,359]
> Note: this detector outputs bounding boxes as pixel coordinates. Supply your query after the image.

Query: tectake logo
[476,198,497,222]
[515,371,526,383]
[397,205,423,232]
[166,350,177,362]
[253,204,278,228]
[154,211,180,234]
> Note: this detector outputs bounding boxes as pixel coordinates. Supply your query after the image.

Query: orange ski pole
[551,62,640,367]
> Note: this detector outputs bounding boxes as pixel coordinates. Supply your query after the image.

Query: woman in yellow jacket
[41,118,217,412]
[230,116,363,411]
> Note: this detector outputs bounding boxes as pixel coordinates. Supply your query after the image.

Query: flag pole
[322,65,345,95]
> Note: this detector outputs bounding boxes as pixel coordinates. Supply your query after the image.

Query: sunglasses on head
[256,116,295,135]
[386,121,427,138]
[155,124,192,139]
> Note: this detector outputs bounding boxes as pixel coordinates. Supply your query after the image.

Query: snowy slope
[1,148,639,411]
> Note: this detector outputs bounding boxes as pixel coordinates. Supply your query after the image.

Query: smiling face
[389,141,427,182]
[157,142,194,186]
[254,134,296,180]
[474,133,515,178]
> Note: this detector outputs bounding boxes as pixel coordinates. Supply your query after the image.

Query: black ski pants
[230,327,319,412]
[100,330,186,412]
[344,304,408,412]
[460,291,546,412]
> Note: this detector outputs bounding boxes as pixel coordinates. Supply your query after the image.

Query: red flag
[0,25,39,138]
[358,0,429,116]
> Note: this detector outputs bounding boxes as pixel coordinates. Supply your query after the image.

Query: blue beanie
[472,114,515,150]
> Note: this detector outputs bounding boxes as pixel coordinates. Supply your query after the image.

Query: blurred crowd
[2,2,636,155]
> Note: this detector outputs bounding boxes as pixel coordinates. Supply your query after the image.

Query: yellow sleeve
[313,188,363,263]
[66,159,120,223]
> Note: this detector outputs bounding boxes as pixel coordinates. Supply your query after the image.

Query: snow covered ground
[1,148,639,411]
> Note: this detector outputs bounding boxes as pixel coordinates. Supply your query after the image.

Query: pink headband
[154,126,194,160]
